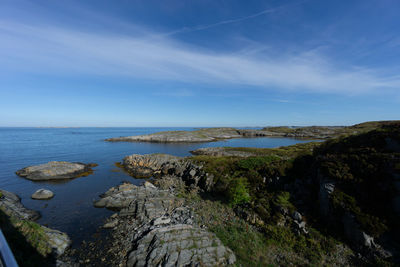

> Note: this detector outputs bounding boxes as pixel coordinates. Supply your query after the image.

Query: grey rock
[16,161,97,181]
[122,154,180,178]
[43,226,71,256]
[319,180,335,218]
[292,211,302,222]
[103,219,119,229]
[153,216,171,226]
[127,224,235,267]
[32,189,54,200]
[0,189,40,220]
[94,181,236,266]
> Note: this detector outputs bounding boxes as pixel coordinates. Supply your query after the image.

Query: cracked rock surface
[90,181,236,266]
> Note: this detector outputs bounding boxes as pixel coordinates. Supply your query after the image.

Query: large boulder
[32,189,54,200]
[16,161,97,181]
[0,189,40,220]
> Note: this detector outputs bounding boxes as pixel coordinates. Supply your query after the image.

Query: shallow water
[0,127,314,245]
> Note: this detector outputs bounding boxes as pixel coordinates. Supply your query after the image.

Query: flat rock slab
[0,189,40,220]
[16,161,97,181]
[32,189,54,200]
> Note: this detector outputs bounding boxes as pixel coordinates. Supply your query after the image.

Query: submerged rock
[32,189,54,200]
[0,189,40,220]
[16,161,97,181]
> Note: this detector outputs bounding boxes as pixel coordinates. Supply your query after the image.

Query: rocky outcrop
[128,223,235,266]
[122,154,181,178]
[92,182,236,266]
[121,154,214,191]
[32,189,54,200]
[0,189,40,220]
[16,161,97,181]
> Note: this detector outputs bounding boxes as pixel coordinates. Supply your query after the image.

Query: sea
[0,127,314,246]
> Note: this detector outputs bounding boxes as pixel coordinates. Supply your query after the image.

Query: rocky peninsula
[105,121,397,143]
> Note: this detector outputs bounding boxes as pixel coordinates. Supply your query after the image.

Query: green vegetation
[0,210,54,266]
[224,141,320,158]
[187,121,400,265]
[228,177,250,206]
[189,197,348,266]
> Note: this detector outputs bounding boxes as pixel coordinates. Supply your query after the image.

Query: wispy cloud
[0,20,399,95]
[164,1,307,36]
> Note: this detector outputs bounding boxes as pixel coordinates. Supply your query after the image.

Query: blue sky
[0,0,399,127]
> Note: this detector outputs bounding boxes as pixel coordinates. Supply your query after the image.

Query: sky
[0,0,399,127]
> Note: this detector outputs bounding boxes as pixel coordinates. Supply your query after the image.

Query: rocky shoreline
[0,189,71,262]
[1,120,399,266]
[105,121,396,143]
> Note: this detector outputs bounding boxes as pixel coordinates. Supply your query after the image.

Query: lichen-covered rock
[16,161,97,181]
[0,189,40,220]
[32,189,54,200]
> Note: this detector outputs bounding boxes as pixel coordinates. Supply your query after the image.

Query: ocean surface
[0,127,314,246]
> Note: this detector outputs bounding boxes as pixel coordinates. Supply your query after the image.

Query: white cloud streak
[0,20,399,95]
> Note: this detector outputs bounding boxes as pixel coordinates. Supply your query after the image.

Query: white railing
[0,229,18,267]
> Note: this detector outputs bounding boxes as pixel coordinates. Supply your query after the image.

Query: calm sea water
[0,127,313,246]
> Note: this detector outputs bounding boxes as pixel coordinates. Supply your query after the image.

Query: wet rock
[32,189,54,200]
[16,161,97,181]
[0,189,40,220]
